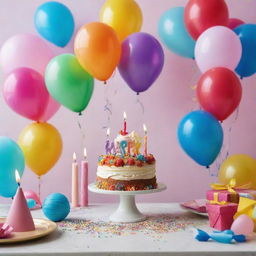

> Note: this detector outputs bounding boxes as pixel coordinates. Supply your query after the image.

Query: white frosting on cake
[97,164,156,180]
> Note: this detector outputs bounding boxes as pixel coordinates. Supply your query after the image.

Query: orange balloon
[74,22,121,82]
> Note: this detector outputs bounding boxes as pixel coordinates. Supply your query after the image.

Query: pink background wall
[1,0,256,204]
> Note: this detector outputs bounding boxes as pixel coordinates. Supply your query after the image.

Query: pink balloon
[231,214,254,235]
[24,190,42,207]
[228,18,245,30]
[0,33,54,75]
[195,26,242,73]
[39,96,60,122]
[3,67,50,121]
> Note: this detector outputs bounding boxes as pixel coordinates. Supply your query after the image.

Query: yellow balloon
[18,122,62,177]
[100,0,143,42]
[218,154,256,188]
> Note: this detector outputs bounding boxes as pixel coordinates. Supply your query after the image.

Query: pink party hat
[6,187,35,232]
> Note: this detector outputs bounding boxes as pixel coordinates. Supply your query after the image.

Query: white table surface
[1,203,256,256]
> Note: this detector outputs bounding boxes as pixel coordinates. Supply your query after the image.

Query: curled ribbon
[210,178,251,193]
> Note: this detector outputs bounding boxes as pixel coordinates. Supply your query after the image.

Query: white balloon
[195,26,242,73]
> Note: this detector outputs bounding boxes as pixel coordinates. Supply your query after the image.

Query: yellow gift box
[234,197,256,229]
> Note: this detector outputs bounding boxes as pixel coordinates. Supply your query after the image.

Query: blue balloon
[34,1,74,47]
[0,137,25,198]
[177,110,223,167]
[234,24,256,78]
[158,7,195,59]
[43,193,70,222]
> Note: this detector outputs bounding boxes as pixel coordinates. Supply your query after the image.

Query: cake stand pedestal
[88,182,166,223]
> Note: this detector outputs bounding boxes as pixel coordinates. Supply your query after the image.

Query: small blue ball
[42,193,70,222]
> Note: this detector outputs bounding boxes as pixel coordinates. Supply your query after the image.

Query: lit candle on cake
[6,170,35,232]
[72,152,79,208]
[123,112,128,135]
[143,124,148,156]
[80,148,88,207]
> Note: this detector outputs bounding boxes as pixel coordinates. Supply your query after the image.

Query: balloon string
[135,94,145,115]
[77,115,86,151]
[38,176,41,201]
[102,84,112,130]
[210,107,240,177]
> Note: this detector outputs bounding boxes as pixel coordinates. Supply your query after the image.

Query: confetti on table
[59,213,207,238]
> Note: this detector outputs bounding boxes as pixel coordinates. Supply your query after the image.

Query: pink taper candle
[72,152,79,208]
[81,148,88,207]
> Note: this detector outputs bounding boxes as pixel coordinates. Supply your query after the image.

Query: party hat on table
[6,187,35,232]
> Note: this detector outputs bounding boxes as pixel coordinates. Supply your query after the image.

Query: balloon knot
[240,76,243,80]
[104,81,107,85]
[136,92,140,96]
[79,112,82,116]
[206,166,210,169]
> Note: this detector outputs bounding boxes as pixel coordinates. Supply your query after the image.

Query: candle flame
[73,152,77,161]
[15,170,20,183]
[123,111,127,120]
[143,124,147,134]
[83,148,87,158]
[107,128,110,137]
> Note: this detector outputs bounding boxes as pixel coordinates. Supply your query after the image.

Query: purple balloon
[118,32,164,94]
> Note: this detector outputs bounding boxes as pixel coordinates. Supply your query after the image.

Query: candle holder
[88,182,166,223]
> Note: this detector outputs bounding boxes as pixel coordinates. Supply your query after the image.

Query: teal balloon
[34,1,74,47]
[177,110,223,167]
[234,24,256,78]
[0,137,25,198]
[158,7,195,59]
[45,54,94,113]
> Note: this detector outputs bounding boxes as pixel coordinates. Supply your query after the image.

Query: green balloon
[45,54,94,113]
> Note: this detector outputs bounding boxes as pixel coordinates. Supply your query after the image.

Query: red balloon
[184,0,229,40]
[227,18,244,30]
[196,67,242,122]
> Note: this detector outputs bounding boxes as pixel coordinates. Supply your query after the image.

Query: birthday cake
[96,124,157,191]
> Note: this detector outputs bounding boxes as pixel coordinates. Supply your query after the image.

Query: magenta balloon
[118,32,164,94]
[3,67,50,121]
[228,18,245,30]
[0,33,54,75]
[195,26,242,73]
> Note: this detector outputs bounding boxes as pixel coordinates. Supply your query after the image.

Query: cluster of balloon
[158,0,253,167]
[0,2,78,197]
[98,0,164,93]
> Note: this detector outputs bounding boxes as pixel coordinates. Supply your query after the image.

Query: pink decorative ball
[231,214,254,235]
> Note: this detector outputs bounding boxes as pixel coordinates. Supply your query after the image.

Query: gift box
[206,203,238,231]
[206,190,239,204]
[234,197,256,229]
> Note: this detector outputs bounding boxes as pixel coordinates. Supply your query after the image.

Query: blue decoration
[34,1,75,47]
[233,234,246,243]
[235,24,256,78]
[194,229,210,242]
[42,193,70,222]
[27,198,37,209]
[136,154,146,161]
[177,110,223,167]
[158,7,195,59]
[0,137,25,198]
[120,140,127,156]
[194,229,247,244]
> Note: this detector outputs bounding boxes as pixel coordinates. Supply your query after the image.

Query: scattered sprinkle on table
[58,213,207,238]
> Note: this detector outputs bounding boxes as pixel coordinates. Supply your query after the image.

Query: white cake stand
[88,182,166,223]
